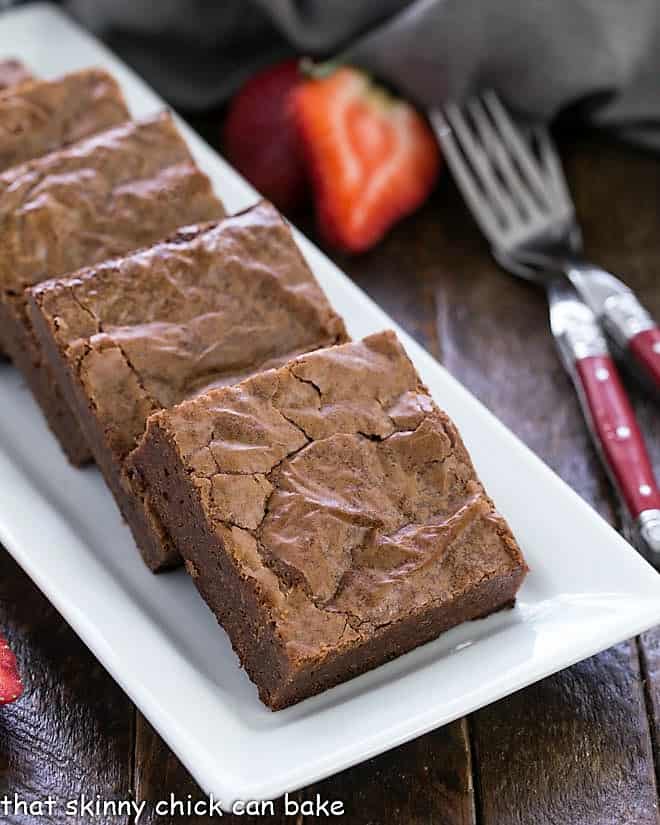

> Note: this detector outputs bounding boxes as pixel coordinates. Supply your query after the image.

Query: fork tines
[430,91,573,250]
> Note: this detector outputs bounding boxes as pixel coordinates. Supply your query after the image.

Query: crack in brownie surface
[35,202,347,461]
[130,331,527,705]
[169,334,521,634]
[0,112,218,305]
[2,111,224,463]
[29,201,348,570]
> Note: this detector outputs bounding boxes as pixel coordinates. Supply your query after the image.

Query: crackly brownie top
[146,331,526,660]
[0,112,223,298]
[32,201,347,459]
[0,68,129,172]
[0,59,34,92]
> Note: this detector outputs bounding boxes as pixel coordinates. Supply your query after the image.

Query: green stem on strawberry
[298,58,345,81]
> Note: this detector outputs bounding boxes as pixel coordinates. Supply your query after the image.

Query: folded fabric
[64,0,660,147]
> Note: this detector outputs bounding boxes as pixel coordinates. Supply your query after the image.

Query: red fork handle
[575,354,660,518]
[629,327,660,393]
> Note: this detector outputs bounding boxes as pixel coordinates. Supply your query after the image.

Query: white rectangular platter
[2,2,660,808]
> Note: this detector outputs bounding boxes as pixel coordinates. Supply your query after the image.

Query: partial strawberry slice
[223,58,309,213]
[0,633,22,705]
[293,66,441,253]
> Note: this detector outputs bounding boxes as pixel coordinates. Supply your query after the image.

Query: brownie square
[28,201,348,570]
[0,68,129,172]
[0,59,34,91]
[1,111,224,464]
[128,331,528,709]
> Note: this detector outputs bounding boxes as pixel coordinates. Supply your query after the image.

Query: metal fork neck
[514,247,656,354]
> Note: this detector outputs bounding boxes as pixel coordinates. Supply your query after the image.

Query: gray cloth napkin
[65,0,660,147]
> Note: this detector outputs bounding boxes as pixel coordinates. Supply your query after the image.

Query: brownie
[28,201,348,570]
[128,331,528,709]
[1,111,224,464]
[0,68,129,172]
[0,59,34,91]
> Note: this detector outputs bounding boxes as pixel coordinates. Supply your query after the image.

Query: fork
[431,92,660,564]
[434,92,660,395]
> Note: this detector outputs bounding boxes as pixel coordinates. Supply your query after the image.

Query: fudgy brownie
[0,68,129,172]
[29,201,348,570]
[0,59,34,91]
[128,331,528,709]
[1,111,224,464]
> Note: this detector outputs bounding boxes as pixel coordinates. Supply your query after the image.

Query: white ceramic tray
[2,2,660,808]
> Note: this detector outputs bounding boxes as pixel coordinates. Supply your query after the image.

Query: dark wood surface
[0,128,659,823]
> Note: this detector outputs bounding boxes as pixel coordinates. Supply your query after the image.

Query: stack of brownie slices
[0,63,528,709]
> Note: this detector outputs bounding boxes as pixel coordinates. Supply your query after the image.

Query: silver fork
[431,92,660,564]
[433,92,660,394]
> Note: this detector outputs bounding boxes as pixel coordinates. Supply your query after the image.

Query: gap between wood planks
[120,131,660,825]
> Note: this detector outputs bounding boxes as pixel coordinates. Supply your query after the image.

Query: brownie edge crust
[129,331,528,709]
[0,59,34,91]
[0,68,130,173]
[29,201,347,571]
[4,111,224,464]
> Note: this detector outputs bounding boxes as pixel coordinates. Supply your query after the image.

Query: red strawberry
[0,633,22,705]
[223,58,309,213]
[293,66,441,253]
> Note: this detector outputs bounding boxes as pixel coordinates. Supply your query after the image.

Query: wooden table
[1,126,658,824]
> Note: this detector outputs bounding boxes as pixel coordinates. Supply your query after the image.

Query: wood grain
[300,718,475,825]
[267,234,477,824]
[130,234,477,823]
[133,714,291,824]
[595,134,660,799]
[134,714,475,824]
[568,138,660,791]
[640,628,660,788]
[472,642,658,825]
[0,552,133,825]
[0,119,658,824]
[407,136,659,825]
